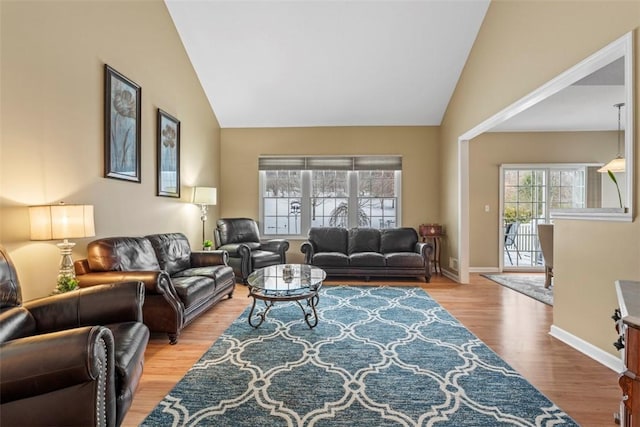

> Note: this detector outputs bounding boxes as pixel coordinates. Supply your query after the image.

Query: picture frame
[104,64,141,182]
[156,109,181,198]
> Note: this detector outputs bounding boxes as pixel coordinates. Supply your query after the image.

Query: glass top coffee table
[246,264,326,328]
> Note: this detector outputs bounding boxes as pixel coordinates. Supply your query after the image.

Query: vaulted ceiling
[164,0,490,128]
[164,1,625,132]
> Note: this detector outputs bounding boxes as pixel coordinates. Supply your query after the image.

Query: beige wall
[469,131,617,268]
[441,1,640,357]
[0,0,221,300]
[220,126,440,263]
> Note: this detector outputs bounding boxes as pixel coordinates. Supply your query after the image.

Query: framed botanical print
[157,109,180,197]
[104,64,141,182]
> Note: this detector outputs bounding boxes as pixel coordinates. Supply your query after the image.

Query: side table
[422,234,443,275]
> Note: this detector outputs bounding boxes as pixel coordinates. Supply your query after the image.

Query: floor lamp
[29,203,96,281]
[192,187,217,247]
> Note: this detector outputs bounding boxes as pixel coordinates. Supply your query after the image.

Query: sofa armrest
[300,241,315,264]
[261,239,289,260]
[217,243,248,257]
[75,270,167,295]
[416,241,433,259]
[0,326,115,405]
[24,282,144,333]
[191,250,228,267]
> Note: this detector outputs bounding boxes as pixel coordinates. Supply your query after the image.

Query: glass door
[502,166,586,269]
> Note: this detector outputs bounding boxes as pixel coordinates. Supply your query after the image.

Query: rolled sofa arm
[416,241,433,259]
[0,326,116,426]
[300,241,315,264]
[74,265,168,295]
[24,282,145,332]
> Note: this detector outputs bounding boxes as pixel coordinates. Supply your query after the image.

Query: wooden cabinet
[615,280,640,427]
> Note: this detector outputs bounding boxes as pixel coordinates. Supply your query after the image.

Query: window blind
[258,156,402,171]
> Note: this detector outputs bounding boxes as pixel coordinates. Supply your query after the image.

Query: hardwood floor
[123,274,621,426]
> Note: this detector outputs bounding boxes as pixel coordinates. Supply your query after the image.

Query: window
[259,156,402,236]
[263,170,302,235]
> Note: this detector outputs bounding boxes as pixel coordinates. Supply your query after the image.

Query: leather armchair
[0,244,149,427]
[215,218,289,283]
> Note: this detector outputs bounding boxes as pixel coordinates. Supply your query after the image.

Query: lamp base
[56,239,76,279]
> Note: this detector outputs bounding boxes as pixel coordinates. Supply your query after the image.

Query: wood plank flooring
[123,274,621,426]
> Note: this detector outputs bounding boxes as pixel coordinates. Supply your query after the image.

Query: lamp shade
[192,187,217,205]
[29,204,95,241]
[597,157,625,173]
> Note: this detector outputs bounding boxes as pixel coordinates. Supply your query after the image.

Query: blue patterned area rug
[141,286,575,426]
[482,274,553,306]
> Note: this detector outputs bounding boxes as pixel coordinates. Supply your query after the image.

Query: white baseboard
[469,267,501,273]
[549,325,624,373]
[440,269,459,283]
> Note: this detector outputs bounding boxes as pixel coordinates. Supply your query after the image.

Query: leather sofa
[74,232,235,344]
[215,218,289,283]
[0,244,149,427]
[301,227,433,282]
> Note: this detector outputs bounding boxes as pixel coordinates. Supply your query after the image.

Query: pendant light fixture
[598,103,625,173]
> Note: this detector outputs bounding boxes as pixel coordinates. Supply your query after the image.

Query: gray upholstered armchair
[215,218,289,283]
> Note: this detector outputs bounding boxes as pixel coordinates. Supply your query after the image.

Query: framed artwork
[157,109,181,198]
[104,65,141,182]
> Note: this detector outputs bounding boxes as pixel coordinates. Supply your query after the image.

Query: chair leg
[514,243,522,259]
[544,267,553,288]
[506,249,513,265]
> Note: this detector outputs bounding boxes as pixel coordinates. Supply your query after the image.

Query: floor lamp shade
[192,187,217,205]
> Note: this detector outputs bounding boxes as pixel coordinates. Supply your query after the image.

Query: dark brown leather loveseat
[301,227,433,282]
[0,244,149,427]
[74,232,235,344]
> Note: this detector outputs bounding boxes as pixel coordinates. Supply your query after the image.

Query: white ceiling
[491,57,626,132]
[164,0,490,128]
[165,1,625,132]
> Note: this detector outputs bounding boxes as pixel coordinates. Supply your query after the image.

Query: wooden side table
[421,234,444,275]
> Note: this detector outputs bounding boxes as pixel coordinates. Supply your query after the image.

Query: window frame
[258,156,402,238]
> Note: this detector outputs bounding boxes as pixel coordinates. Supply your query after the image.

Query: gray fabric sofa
[301,227,433,282]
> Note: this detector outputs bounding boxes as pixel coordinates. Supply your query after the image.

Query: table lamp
[192,186,217,246]
[29,203,95,280]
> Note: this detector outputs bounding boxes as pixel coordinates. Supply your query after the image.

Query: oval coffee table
[246,264,326,328]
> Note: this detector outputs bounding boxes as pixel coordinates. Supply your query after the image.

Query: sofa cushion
[348,228,381,254]
[380,228,418,254]
[349,252,385,267]
[309,227,348,254]
[172,265,233,284]
[171,276,216,308]
[385,252,425,268]
[217,218,260,245]
[87,237,160,272]
[146,233,192,276]
[312,252,349,267]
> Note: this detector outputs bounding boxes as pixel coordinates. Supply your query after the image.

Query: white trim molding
[457,31,634,285]
[549,325,624,373]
